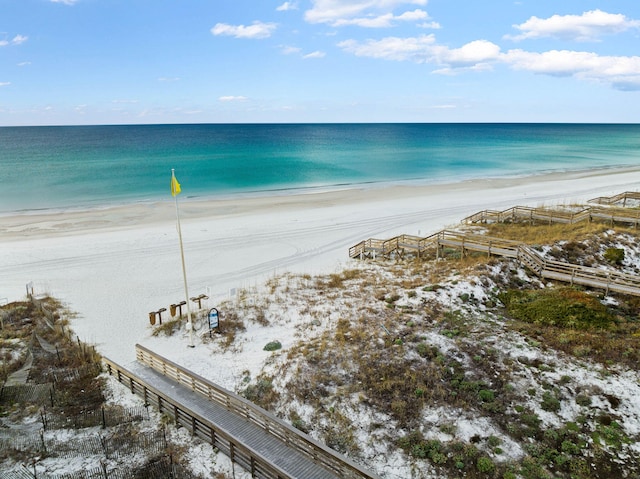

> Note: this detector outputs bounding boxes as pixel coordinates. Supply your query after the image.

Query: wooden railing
[133,344,381,479]
[462,205,640,228]
[589,191,640,206]
[516,245,640,296]
[349,229,640,296]
[103,356,291,479]
[461,206,593,225]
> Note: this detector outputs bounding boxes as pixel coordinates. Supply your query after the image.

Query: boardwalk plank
[125,362,341,479]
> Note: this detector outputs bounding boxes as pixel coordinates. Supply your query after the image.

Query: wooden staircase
[349,194,640,297]
[588,191,640,206]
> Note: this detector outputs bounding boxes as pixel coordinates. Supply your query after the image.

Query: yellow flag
[171,174,181,197]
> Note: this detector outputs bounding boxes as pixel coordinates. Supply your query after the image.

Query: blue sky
[1,0,640,125]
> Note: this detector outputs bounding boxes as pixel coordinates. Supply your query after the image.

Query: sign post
[208,308,220,337]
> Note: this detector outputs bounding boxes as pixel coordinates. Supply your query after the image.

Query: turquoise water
[2,123,639,213]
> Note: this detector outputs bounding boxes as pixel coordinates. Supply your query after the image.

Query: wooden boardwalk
[588,191,640,206]
[104,345,380,479]
[349,229,640,297]
[461,204,640,228]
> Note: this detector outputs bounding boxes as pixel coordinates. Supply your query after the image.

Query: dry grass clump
[151,318,183,337]
[241,373,280,410]
[484,221,611,245]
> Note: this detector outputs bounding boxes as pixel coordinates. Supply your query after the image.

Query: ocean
[2,123,640,214]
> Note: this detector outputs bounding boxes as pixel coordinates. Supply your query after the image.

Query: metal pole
[172,169,195,348]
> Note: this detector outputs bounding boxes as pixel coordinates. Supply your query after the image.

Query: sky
[1,0,640,125]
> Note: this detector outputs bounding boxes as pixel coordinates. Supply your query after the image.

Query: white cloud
[338,34,500,70]
[219,96,248,102]
[418,21,441,29]
[432,39,501,68]
[11,34,28,45]
[51,0,79,4]
[277,2,298,11]
[18,61,31,66]
[506,9,640,42]
[332,9,428,28]
[337,31,640,90]
[281,45,302,55]
[303,51,326,59]
[1,34,28,47]
[504,49,640,90]
[338,34,436,61]
[305,0,428,26]
[0,82,11,87]
[211,21,277,39]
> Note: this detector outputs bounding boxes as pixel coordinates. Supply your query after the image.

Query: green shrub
[416,342,439,359]
[263,340,282,351]
[477,456,496,473]
[242,377,279,409]
[541,391,561,412]
[386,293,402,303]
[603,247,625,265]
[479,389,495,402]
[575,394,592,407]
[289,411,310,433]
[561,440,581,455]
[520,412,541,428]
[487,435,502,447]
[499,287,613,330]
[593,421,629,448]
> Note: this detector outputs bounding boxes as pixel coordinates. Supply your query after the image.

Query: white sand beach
[2,166,640,367]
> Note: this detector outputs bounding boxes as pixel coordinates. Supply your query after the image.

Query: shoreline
[2,164,640,241]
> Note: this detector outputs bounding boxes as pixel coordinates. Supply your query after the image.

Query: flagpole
[172,169,195,348]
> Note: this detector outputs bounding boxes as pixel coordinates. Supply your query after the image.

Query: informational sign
[208,308,219,331]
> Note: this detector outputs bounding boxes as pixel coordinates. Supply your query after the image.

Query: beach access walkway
[349,192,640,297]
[104,344,380,479]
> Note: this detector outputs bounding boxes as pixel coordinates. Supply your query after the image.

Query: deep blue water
[1,123,639,213]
